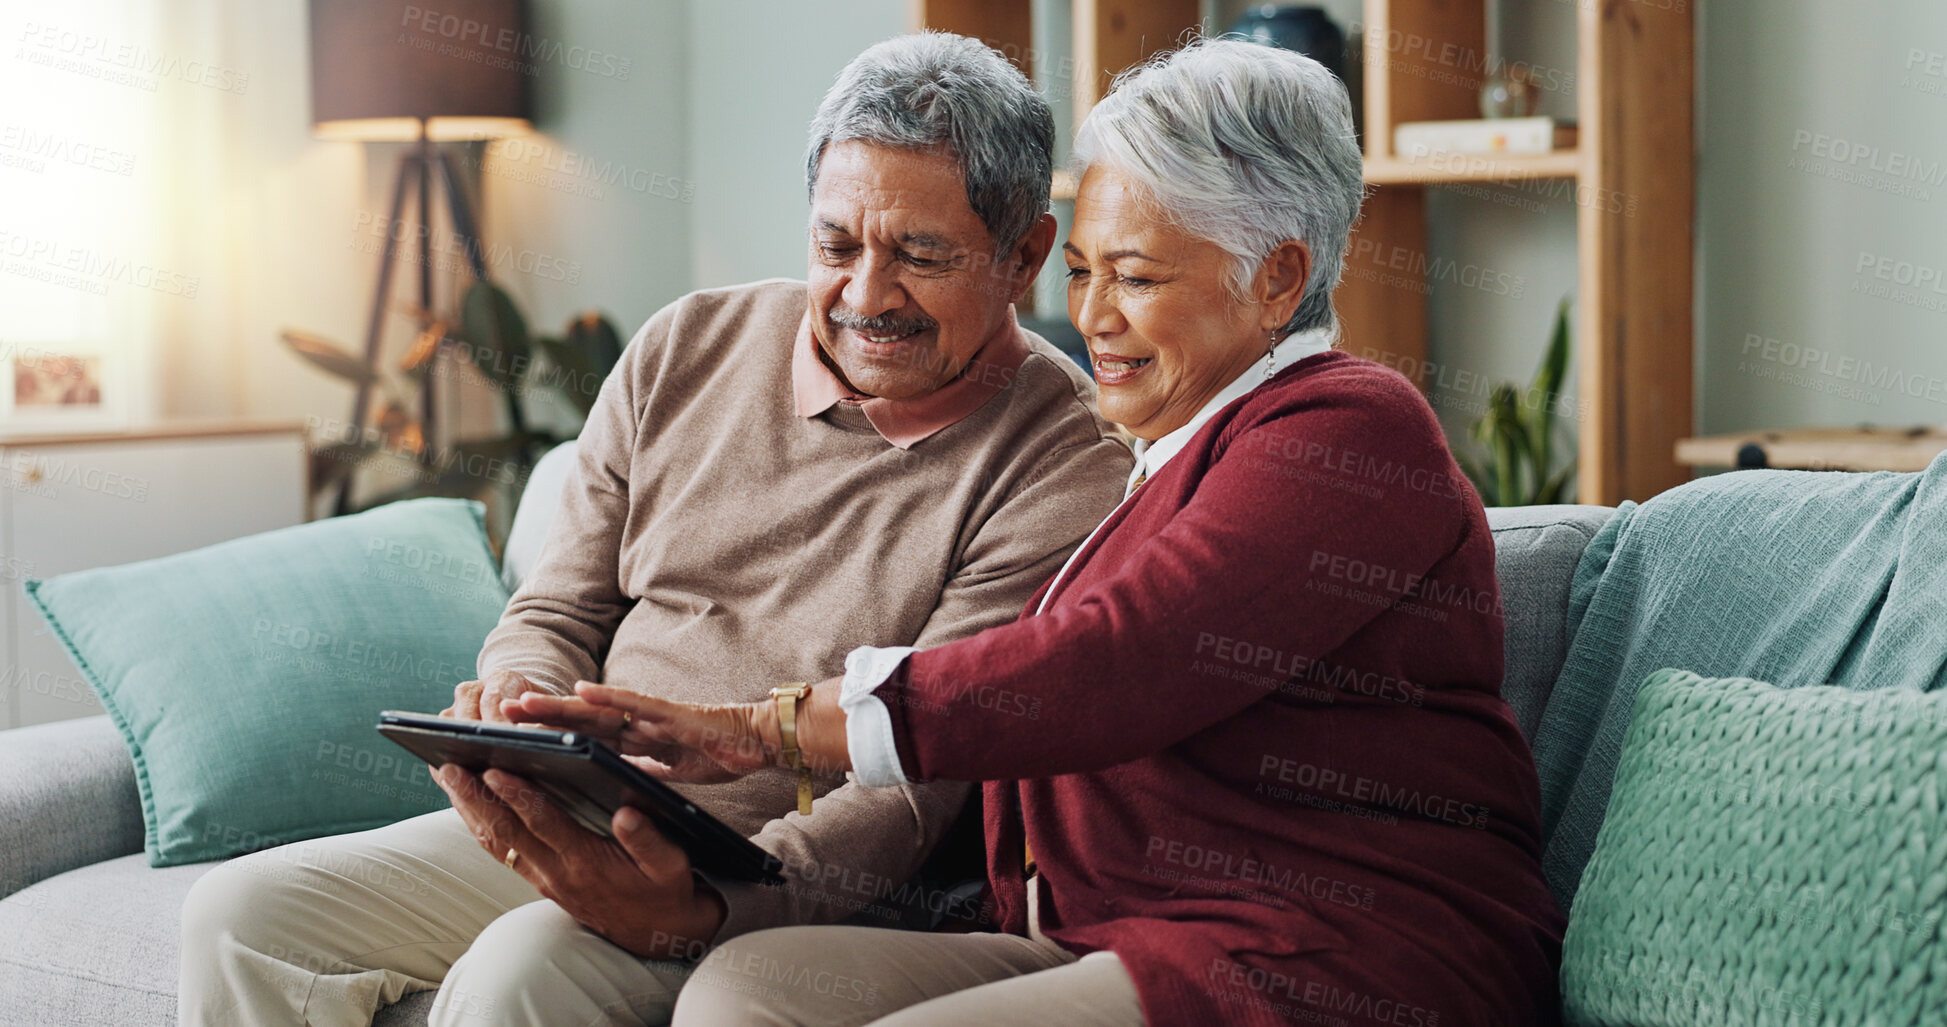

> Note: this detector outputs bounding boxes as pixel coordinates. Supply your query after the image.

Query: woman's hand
[504,681,778,784]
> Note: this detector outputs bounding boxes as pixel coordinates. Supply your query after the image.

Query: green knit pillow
[1562,669,1947,1025]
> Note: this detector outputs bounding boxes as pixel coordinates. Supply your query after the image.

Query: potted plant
[1459,297,1577,507]
[284,278,623,532]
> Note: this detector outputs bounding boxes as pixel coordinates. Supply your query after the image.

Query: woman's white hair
[1073,37,1366,337]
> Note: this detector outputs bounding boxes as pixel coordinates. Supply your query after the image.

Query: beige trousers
[669,879,1146,1027]
[178,808,693,1026]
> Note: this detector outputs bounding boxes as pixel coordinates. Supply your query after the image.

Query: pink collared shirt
[791,310,1032,449]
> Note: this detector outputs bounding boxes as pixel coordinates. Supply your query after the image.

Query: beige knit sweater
[477,279,1131,938]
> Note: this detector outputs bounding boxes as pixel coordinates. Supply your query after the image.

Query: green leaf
[398,319,449,380]
[1458,295,1579,507]
[281,329,377,386]
[1481,388,1528,506]
[1525,297,1573,482]
[1536,463,1576,506]
[1495,428,1522,507]
[533,338,596,416]
[458,280,532,392]
[435,436,541,488]
[564,311,624,370]
[533,313,624,416]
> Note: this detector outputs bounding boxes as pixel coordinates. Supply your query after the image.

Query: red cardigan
[875,352,1565,1027]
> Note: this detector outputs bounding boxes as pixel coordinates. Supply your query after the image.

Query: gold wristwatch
[770,682,813,816]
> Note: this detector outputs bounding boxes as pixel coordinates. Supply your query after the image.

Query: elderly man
[177,33,1130,1027]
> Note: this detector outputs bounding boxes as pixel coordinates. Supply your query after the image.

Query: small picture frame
[0,341,127,435]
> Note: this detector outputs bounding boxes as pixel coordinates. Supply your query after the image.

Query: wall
[477,1,692,348]
[685,0,911,289]
[471,0,691,438]
[1696,0,1947,434]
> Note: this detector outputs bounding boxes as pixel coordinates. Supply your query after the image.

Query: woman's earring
[1261,331,1279,382]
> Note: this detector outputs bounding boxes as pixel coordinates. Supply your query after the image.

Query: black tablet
[377,711,784,885]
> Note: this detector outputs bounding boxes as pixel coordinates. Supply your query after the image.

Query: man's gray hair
[1073,38,1366,336]
[806,32,1054,254]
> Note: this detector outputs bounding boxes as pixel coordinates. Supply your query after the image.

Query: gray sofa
[0,439,1613,1025]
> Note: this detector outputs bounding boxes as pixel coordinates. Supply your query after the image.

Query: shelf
[918,0,1695,505]
[1363,150,1582,186]
[1676,426,1947,473]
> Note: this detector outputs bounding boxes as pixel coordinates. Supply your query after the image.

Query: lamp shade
[309,0,533,141]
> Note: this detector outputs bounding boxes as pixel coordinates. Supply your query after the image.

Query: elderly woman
[508,38,1563,1027]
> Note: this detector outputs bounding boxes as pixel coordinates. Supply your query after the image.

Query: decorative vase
[1479,65,1541,119]
[1226,5,1347,82]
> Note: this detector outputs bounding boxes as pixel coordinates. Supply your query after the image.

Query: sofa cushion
[0,856,220,1026]
[25,498,509,866]
[500,440,579,593]
[1561,670,1947,1024]
[0,854,434,1027]
[0,715,142,901]
[1485,505,1614,740]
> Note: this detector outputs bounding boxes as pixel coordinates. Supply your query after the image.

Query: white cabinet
[1,424,307,729]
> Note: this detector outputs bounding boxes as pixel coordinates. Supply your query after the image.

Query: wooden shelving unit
[918,0,1695,505]
[1359,150,1581,186]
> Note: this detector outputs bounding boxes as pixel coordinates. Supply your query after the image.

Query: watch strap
[770,682,813,816]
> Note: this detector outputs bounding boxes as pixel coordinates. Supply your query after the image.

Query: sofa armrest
[0,715,144,898]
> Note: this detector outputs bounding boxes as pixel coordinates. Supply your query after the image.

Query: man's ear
[1003,213,1060,302]
[1254,239,1312,334]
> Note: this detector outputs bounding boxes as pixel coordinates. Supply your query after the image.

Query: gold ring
[621,711,633,730]
[503,848,519,870]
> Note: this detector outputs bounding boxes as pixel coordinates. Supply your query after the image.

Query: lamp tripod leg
[417,135,437,468]
[336,151,418,516]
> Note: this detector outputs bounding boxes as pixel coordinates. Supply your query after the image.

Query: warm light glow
[313,117,533,143]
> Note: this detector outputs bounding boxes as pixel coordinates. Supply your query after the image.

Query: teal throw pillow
[25,498,510,866]
[1562,669,1947,1025]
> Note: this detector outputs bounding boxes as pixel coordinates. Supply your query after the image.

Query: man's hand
[432,763,728,961]
[441,669,544,723]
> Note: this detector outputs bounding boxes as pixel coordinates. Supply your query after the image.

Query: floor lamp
[308,0,532,514]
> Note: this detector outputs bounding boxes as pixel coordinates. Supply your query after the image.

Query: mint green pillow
[1562,669,1947,1025]
[25,498,510,866]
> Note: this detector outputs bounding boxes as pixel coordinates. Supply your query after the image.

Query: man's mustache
[827,307,938,338]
